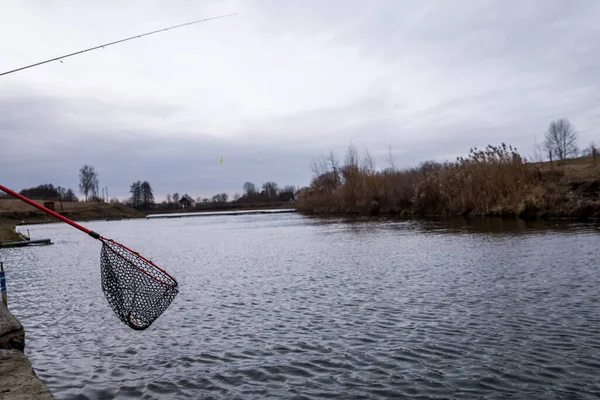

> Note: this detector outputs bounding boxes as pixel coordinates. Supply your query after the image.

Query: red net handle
[0,184,178,286]
[0,184,101,239]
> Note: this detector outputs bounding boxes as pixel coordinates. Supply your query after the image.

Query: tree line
[0,183,80,203]
[159,181,298,210]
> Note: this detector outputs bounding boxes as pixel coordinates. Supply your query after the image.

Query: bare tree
[79,165,99,201]
[65,189,77,202]
[212,193,229,203]
[243,182,256,195]
[262,182,279,199]
[233,193,241,201]
[279,185,296,201]
[544,118,578,161]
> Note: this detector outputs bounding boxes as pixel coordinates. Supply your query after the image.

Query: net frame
[100,238,179,330]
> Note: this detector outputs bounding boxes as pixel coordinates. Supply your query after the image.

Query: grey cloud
[0,92,313,199]
[2,1,600,200]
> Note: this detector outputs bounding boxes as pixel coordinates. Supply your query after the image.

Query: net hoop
[101,237,178,287]
[99,237,179,330]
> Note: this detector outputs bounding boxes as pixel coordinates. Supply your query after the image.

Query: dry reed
[297,143,600,219]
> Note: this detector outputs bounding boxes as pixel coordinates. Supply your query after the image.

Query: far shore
[0,201,296,242]
[3,148,600,244]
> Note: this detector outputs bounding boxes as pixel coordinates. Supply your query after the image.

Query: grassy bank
[0,199,144,242]
[296,143,600,220]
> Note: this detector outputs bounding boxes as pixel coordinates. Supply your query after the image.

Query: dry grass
[0,200,144,243]
[0,199,114,212]
[297,144,600,220]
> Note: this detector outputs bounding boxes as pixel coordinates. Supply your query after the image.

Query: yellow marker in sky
[220,156,223,164]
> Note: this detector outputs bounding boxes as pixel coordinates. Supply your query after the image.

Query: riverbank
[297,144,600,220]
[147,208,296,219]
[0,200,144,242]
[146,201,295,215]
[0,303,54,399]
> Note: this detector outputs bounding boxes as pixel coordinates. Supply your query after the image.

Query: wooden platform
[0,239,53,248]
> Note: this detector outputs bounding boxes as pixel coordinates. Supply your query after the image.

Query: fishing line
[0,13,237,77]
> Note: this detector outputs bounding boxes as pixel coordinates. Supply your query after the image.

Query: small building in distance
[179,194,195,209]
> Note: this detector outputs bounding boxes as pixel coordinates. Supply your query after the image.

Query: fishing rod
[0,13,237,77]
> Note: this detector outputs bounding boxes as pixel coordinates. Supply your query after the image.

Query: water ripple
[2,214,600,399]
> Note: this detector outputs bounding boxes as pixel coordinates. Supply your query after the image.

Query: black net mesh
[99,238,178,330]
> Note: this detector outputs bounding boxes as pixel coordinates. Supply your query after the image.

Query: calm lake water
[2,213,600,399]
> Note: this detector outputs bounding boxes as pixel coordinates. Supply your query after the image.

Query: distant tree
[232,193,241,202]
[243,182,257,195]
[56,186,67,209]
[279,185,296,201]
[212,193,228,203]
[17,184,77,202]
[129,181,142,208]
[166,193,172,204]
[140,181,154,208]
[129,181,154,209]
[79,165,99,201]
[262,181,279,199]
[172,192,180,206]
[202,198,209,206]
[20,184,59,199]
[56,186,66,199]
[88,195,103,203]
[582,141,598,165]
[109,197,121,204]
[544,118,578,161]
[64,189,78,202]
[582,141,597,156]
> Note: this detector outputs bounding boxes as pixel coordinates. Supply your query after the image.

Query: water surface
[2,214,600,399]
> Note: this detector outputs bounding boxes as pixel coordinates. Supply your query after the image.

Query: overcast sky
[2,0,600,200]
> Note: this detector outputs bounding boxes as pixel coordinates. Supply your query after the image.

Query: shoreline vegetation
[1,118,599,241]
[0,176,298,241]
[296,142,600,220]
[0,201,145,242]
[2,142,599,242]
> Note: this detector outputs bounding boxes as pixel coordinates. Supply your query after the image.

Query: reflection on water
[2,213,600,399]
